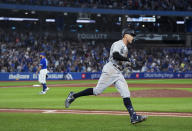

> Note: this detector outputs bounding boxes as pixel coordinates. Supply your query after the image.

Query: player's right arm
[36,65,42,74]
[111,42,129,61]
[36,59,43,74]
[113,52,128,61]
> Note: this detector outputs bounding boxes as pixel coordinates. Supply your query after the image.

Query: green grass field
[0,79,192,131]
[0,113,192,131]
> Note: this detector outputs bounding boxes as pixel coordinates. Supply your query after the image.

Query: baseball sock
[73,88,93,98]
[42,84,47,92]
[123,97,136,118]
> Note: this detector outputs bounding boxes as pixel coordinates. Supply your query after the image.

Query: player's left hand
[125,61,132,67]
[129,58,136,65]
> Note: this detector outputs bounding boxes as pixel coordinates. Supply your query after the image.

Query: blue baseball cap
[40,53,46,56]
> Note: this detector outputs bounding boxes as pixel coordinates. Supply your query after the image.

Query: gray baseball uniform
[65,29,147,124]
[93,39,130,98]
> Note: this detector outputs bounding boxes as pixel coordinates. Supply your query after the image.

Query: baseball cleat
[131,115,147,124]
[65,92,75,108]
[45,87,50,91]
[39,91,46,95]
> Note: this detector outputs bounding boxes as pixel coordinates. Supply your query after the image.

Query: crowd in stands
[0,30,192,73]
[130,47,192,73]
[0,30,108,73]
[1,0,192,11]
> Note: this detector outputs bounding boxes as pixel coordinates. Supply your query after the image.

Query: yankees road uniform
[65,29,147,124]
[38,53,49,94]
[93,40,130,98]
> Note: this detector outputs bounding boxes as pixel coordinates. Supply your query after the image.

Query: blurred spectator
[0,0,192,11]
[0,29,192,73]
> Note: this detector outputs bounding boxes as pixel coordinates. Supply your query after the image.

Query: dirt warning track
[0,109,192,118]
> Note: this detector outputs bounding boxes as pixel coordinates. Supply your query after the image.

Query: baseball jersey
[40,58,48,69]
[109,40,128,69]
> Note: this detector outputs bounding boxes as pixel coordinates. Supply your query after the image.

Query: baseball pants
[93,62,130,98]
[38,69,48,84]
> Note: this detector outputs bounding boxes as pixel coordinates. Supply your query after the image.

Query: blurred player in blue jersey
[36,53,49,94]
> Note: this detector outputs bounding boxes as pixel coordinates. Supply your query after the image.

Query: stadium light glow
[76,19,95,23]
[176,21,185,24]
[0,17,39,21]
[45,19,55,22]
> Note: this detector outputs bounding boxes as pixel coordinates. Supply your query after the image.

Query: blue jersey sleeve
[40,59,43,66]
[40,58,47,69]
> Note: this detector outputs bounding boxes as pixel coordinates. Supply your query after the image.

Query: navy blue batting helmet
[122,28,136,37]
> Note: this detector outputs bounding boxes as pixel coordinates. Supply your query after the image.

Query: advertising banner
[0,72,192,81]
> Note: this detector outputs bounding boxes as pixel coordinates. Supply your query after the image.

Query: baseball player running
[36,53,49,94]
[65,29,147,124]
